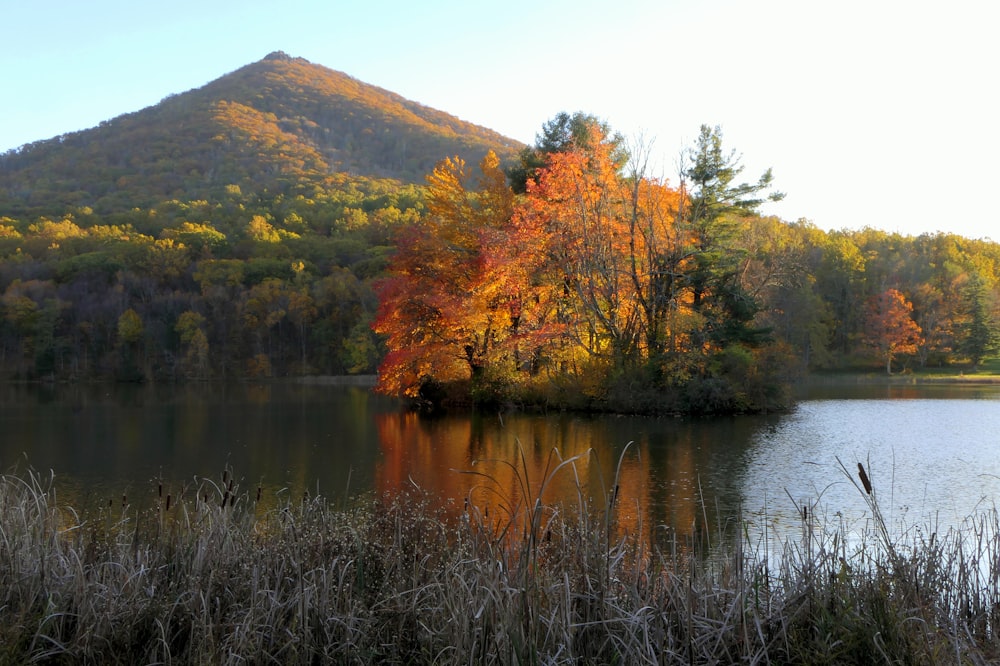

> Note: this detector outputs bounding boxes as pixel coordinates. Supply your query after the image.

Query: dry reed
[0,455,998,664]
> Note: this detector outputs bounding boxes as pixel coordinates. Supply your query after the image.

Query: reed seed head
[857,462,872,495]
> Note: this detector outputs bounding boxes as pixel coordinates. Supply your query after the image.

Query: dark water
[2,379,999,543]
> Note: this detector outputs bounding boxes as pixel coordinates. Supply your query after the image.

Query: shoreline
[803,371,1000,386]
[290,374,378,387]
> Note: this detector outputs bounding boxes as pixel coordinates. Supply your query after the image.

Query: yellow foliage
[246,215,281,243]
[28,218,84,240]
[0,224,22,239]
[117,309,144,345]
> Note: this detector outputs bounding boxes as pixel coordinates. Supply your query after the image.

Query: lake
[2,379,999,546]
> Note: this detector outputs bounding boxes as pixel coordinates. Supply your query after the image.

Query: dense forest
[1,56,998,414]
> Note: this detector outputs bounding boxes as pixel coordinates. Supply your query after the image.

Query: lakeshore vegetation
[2,462,999,664]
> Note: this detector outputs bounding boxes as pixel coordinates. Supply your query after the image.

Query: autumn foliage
[373,122,790,413]
[863,288,923,374]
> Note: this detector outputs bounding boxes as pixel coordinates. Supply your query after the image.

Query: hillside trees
[0,177,418,381]
[0,54,521,220]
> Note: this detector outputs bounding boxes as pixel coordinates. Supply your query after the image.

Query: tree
[1,281,43,377]
[813,232,866,357]
[243,278,291,374]
[677,125,784,364]
[863,289,923,374]
[311,268,372,373]
[372,151,517,398]
[956,274,999,368]
[909,282,952,366]
[116,307,146,381]
[287,287,317,371]
[620,148,687,363]
[506,112,625,193]
[515,123,639,369]
[162,222,228,259]
[176,311,210,378]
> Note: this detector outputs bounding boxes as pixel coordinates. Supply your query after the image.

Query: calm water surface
[2,380,999,543]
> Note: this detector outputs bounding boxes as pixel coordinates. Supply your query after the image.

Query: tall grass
[1,456,999,664]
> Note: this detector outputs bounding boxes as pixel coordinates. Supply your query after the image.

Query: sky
[3,0,997,240]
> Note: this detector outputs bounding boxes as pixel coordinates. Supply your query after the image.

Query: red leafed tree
[863,288,923,374]
[372,151,518,397]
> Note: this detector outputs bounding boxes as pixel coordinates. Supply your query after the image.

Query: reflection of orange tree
[374,412,481,511]
[373,412,716,549]
[375,412,605,523]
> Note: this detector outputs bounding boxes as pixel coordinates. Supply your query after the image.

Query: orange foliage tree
[863,288,923,374]
[513,125,687,373]
[374,119,697,402]
[373,119,790,412]
[514,134,637,368]
[372,151,521,398]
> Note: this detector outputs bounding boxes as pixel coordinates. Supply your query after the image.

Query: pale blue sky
[3,0,997,240]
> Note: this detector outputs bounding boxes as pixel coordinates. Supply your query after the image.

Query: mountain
[0,52,523,218]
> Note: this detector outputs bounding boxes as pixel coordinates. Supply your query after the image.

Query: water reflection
[3,381,999,548]
[373,409,775,544]
[741,397,1000,531]
[0,382,394,509]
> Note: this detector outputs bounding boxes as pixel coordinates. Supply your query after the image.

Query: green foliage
[956,273,1000,367]
[342,321,380,374]
[681,125,782,353]
[117,308,144,344]
[0,176,422,380]
[506,111,625,193]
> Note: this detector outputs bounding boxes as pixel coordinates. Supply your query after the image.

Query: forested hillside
[0,51,520,218]
[0,60,997,408]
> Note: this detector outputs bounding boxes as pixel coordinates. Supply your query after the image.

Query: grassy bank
[809,357,1000,384]
[1,461,999,664]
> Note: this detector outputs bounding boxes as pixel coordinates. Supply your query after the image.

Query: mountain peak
[0,56,523,217]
